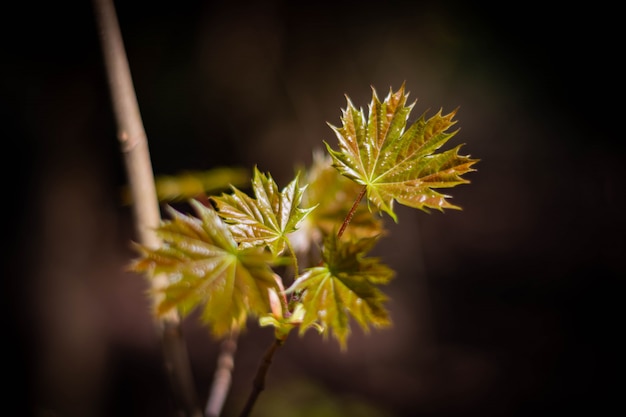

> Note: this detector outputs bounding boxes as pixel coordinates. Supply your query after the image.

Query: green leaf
[286,233,394,350]
[325,83,479,222]
[129,199,280,338]
[212,166,316,257]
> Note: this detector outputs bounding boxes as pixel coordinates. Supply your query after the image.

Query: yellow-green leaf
[129,199,280,338]
[325,83,479,221]
[212,166,316,257]
[286,233,394,350]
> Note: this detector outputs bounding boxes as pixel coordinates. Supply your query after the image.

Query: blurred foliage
[121,166,250,205]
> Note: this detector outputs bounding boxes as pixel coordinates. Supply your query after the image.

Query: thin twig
[92,0,201,415]
[337,185,367,239]
[205,330,239,417]
[238,339,284,417]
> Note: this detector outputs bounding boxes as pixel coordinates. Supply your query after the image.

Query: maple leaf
[211,166,316,258]
[324,83,479,222]
[286,233,394,350]
[129,199,281,338]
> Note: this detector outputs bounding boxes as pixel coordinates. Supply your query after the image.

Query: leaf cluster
[129,84,478,348]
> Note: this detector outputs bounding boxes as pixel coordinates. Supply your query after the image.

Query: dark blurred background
[3,1,622,416]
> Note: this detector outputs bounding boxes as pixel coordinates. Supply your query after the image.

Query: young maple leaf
[286,233,395,350]
[211,166,316,258]
[129,199,281,338]
[324,83,479,222]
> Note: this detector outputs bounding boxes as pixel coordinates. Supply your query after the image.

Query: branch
[238,339,284,417]
[92,0,201,415]
[205,330,239,417]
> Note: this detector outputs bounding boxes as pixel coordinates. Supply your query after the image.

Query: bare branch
[205,330,239,417]
[92,0,201,415]
[238,339,284,417]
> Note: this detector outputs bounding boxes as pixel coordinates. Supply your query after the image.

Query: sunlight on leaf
[128,199,281,338]
[211,166,317,258]
[325,83,478,222]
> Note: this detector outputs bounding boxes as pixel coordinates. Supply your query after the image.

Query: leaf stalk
[337,185,367,239]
